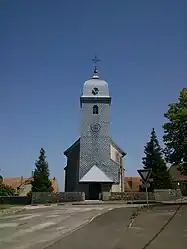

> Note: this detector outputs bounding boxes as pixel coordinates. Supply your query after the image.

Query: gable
[79,165,113,182]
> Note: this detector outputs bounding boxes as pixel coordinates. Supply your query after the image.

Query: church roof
[81,68,110,99]
[64,137,126,157]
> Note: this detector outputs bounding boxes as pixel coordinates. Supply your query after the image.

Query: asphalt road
[46,204,187,249]
[1,204,186,249]
[0,204,137,249]
[47,206,135,249]
[147,205,187,249]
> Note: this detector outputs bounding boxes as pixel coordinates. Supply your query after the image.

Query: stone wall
[154,189,182,201]
[31,192,85,204]
[107,192,155,201]
[0,196,31,205]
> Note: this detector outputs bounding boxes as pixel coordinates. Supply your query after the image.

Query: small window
[93,105,98,114]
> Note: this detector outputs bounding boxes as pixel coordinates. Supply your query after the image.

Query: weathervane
[92,54,101,73]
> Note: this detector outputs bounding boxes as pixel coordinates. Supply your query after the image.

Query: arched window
[93,105,98,114]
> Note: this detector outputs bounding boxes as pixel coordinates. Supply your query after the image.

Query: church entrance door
[88,182,101,200]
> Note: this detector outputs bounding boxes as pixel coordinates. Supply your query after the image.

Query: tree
[0,183,16,196]
[0,175,16,196]
[31,148,53,192]
[163,88,187,175]
[142,128,172,191]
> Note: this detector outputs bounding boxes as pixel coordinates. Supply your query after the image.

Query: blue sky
[0,0,186,190]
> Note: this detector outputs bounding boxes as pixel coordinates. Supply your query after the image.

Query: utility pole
[0,169,3,204]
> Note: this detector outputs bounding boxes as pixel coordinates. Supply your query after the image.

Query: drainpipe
[120,158,124,193]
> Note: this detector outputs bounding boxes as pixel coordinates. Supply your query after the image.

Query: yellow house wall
[110,144,124,192]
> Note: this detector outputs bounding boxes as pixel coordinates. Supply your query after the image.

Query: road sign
[138,169,152,209]
[140,178,153,183]
[137,169,152,183]
[142,182,150,188]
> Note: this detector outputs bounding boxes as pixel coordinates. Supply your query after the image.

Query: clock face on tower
[90,123,101,132]
[92,87,99,95]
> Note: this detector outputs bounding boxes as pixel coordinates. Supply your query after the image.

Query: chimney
[21,176,23,184]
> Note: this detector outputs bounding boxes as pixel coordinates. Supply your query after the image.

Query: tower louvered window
[93,105,98,114]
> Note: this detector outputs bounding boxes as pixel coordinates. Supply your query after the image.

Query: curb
[156,202,187,206]
[71,201,159,206]
[0,207,25,216]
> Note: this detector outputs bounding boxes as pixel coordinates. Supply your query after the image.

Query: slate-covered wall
[80,101,119,183]
[65,144,80,192]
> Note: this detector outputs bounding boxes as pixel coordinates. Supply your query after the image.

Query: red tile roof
[3,177,59,193]
[169,165,187,182]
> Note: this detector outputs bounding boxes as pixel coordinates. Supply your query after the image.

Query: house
[169,165,187,194]
[124,176,141,192]
[3,177,59,196]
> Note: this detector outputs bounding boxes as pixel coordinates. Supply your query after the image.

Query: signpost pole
[0,169,3,205]
[145,185,149,208]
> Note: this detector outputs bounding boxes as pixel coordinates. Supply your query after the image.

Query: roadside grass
[0,204,15,210]
[0,204,22,210]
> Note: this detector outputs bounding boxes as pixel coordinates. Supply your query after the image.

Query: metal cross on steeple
[92,54,101,73]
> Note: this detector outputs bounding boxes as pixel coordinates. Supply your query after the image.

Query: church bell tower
[79,57,119,184]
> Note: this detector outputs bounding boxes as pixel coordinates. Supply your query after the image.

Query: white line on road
[128,218,136,228]
[0,213,37,219]
[129,226,144,230]
[0,223,18,228]
[23,222,56,233]
[19,214,41,220]
[89,212,102,223]
[0,222,56,243]
[46,214,60,218]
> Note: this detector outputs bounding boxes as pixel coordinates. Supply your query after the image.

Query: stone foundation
[31,192,85,204]
[103,192,155,201]
[154,189,182,201]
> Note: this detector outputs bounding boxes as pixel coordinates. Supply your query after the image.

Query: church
[64,60,126,200]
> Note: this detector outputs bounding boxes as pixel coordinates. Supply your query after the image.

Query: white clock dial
[90,123,101,132]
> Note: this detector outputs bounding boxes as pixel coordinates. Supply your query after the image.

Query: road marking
[19,214,41,220]
[89,212,102,223]
[56,225,66,231]
[0,223,18,228]
[23,221,56,233]
[0,213,34,219]
[46,214,60,218]
[128,218,136,228]
[0,222,56,242]
[129,226,144,230]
